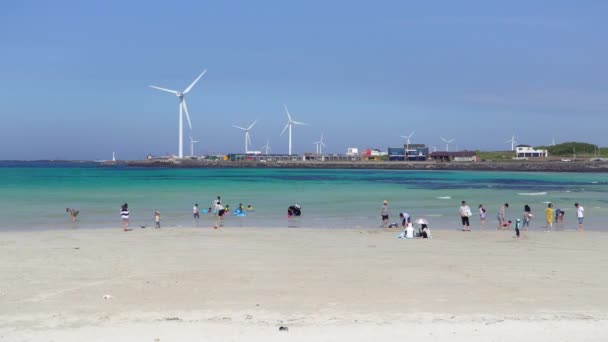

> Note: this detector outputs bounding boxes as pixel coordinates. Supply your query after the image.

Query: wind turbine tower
[280,105,309,155]
[262,140,272,155]
[440,136,455,152]
[401,131,415,149]
[149,69,207,158]
[314,133,327,154]
[233,120,257,154]
[112,152,116,162]
[189,136,199,157]
[505,135,517,151]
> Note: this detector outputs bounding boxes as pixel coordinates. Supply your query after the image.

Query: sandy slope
[1,227,606,341]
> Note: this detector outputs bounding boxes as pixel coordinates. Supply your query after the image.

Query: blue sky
[1,0,606,159]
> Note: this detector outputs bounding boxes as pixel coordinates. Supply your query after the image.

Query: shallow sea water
[1,162,606,231]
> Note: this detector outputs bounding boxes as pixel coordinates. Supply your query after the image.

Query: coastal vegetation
[536,142,607,157]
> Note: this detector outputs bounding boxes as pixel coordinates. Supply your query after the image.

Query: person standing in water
[523,204,533,230]
[497,203,509,229]
[544,203,554,231]
[380,200,391,228]
[575,202,584,231]
[478,204,487,229]
[193,203,200,223]
[153,210,161,229]
[459,201,472,231]
[120,203,131,231]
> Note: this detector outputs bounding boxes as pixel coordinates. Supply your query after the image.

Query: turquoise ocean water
[1,162,607,231]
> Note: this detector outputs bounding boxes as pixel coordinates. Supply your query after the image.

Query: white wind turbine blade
[183,69,207,94]
[448,139,455,143]
[283,104,292,122]
[409,131,416,138]
[292,121,309,126]
[233,125,247,131]
[149,85,179,95]
[280,123,290,136]
[247,120,258,131]
[440,136,448,143]
[182,98,193,129]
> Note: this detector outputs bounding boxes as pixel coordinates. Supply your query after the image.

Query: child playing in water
[65,208,79,222]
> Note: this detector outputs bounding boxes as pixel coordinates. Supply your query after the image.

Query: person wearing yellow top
[545,203,554,231]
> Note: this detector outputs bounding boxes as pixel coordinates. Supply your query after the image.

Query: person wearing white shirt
[405,223,415,239]
[575,202,584,231]
[193,203,200,222]
[459,200,472,231]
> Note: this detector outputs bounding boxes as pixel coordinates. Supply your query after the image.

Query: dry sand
[1,227,606,341]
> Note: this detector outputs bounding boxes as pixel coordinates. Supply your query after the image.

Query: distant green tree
[536,142,601,156]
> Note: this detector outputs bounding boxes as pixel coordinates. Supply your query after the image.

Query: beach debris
[164,317,180,321]
[72,247,80,250]
[154,338,160,342]
[102,294,114,299]
[140,225,147,228]
[279,326,289,332]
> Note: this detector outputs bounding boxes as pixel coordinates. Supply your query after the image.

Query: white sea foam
[436,196,451,200]
[517,192,547,196]
[591,181,599,184]
[541,201,552,204]
[426,214,444,217]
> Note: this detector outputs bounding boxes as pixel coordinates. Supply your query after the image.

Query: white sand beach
[1,227,607,341]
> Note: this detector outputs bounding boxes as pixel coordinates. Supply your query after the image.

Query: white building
[516,145,548,158]
[346,147,359,156]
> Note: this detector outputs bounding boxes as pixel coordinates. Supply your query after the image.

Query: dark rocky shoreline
[124,159,608,173]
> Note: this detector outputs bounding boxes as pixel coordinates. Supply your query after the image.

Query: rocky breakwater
[126,159,608,172]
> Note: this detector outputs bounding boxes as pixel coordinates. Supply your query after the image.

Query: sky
[0,0,607,160]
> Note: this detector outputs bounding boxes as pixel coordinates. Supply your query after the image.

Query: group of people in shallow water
[66,195,305,231]
[381,199,585,240]
[471,201,584,234]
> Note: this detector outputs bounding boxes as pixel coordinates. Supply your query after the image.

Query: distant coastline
[122,159,608,173]
[3,159,608,172]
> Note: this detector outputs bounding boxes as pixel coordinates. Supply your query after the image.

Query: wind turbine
[314,133,327,154]
[552,138,556,146]
[262,140,272,155]
[189,136,199,157]
[280,105,308,155]
[440,136,455,152]
[112,152,116,162]
[505,134,517,151]
[149,69,207,158]
[233,120,257,154]
[401,131,415,149]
